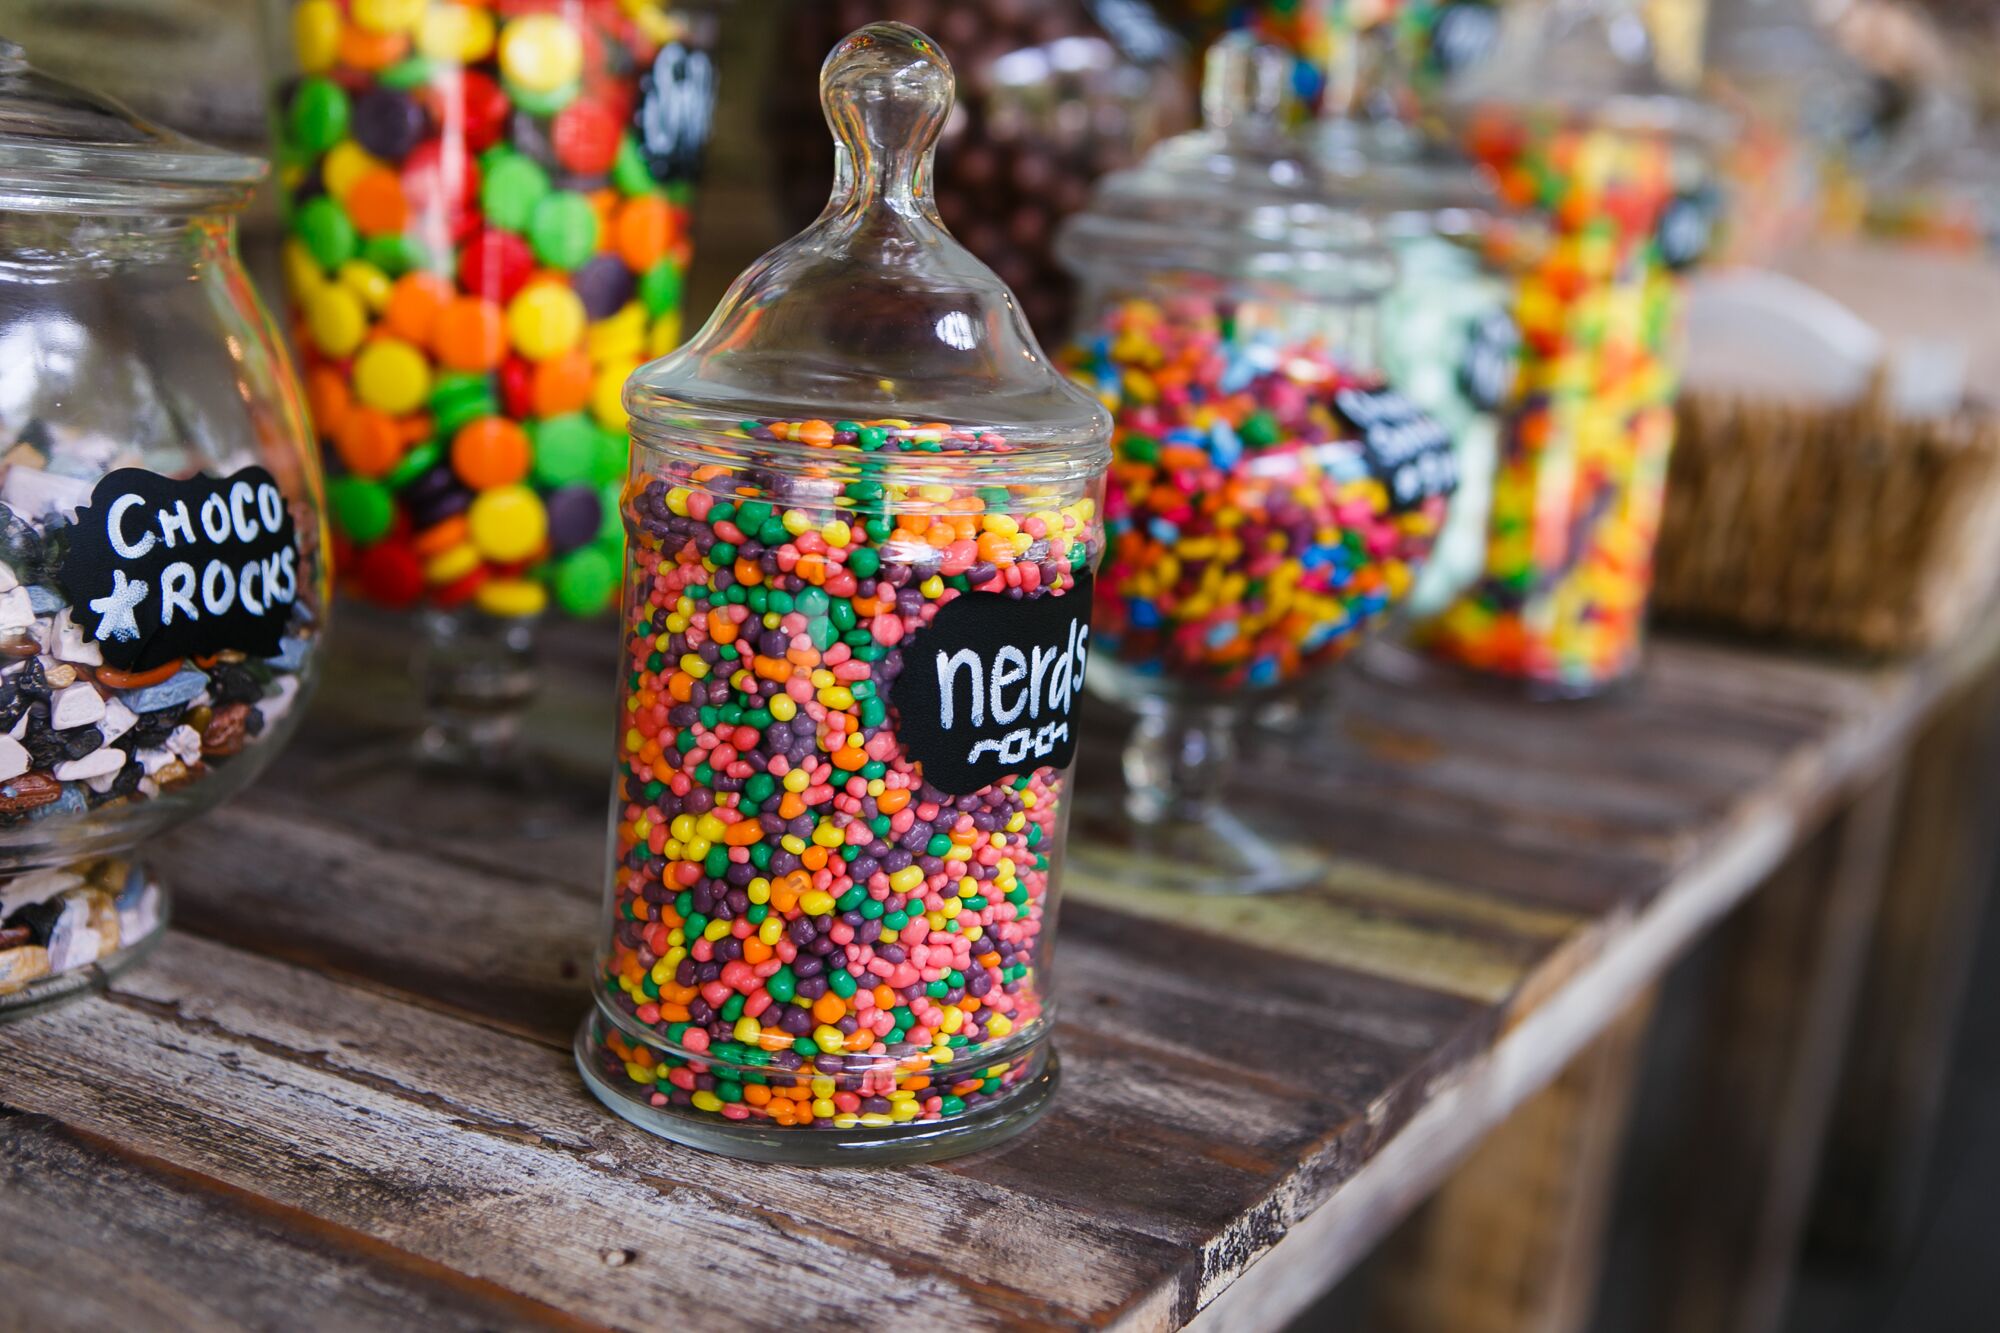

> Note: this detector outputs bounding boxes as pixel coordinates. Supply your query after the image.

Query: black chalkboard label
[61,467,299,671]
[889,578,1092,797]
[1430,3,1501,78]
[1335,386,1458,512]
[633,41,718,185]
[1657,189,1718,272]
[1460,308,1520,413]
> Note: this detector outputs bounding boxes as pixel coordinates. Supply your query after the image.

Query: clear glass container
[576,22,1112,1163]
[1412,0,1726,697]
[1309,21,1528,631]
[0,45,327,1018]
[769,0,1194,341]
[1056,37,1453,894]
[264,0,720,760]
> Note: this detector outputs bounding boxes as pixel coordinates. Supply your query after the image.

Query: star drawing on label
[89,568,149,643]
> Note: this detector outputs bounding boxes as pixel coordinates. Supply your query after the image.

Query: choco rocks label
[889,578,1092,797]
[61,467,300,672]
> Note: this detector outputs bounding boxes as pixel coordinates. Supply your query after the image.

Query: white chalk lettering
[160,562,197,625]
[198,492,231,543]
[990,646,1028,724]
[157,500,194,549]
[936,648,984,730]
[200,559,236,616]
[229,481,261,543]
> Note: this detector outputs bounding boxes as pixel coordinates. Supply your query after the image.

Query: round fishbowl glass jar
[1056,38,1452,894]
[577,23,1111,1163]
[0,47,327,1017]
[265,0,721,759]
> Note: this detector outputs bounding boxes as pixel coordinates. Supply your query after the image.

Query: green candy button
[481,154,550,233]
[613,134,656,197]
[553,546,617,616]
[593,428,629,485]
[639,260,683,316]
[293,196,358,271]
[528,191,600,270]
[286,77,349,154]
[328,477,395,544]
[531,412,599,487]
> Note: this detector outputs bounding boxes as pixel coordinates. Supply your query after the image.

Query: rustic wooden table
[4,609,1997,1332]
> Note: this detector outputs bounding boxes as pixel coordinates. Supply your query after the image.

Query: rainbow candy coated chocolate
[1072,296,1448,691]
[276,0,710,619]
[591,419,1100,1131]
[1417,114,1683,692]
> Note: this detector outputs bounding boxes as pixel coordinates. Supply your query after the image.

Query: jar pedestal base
[1069,790,1322,896]
[0,858,167,1023]
[574,1009,1059,1165]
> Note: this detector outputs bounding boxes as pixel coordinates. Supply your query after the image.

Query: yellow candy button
[293,0,342,73]
[592,360,637,430]
[337,259,393,313]
[419,3,496,63]
[499,14,584,94]
[353,337,433,415]
[305,286,367,358]
[506,282,585,361]
[424,542,482,585]
[647,311,683,357]
[282,238,325,298]
[352,0,427,36]
[468,485,548,564]
[324,142,385,202]
[476,576,548,618]
[585,303,646,365]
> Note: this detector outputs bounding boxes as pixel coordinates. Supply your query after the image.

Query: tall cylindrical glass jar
[1057,39,1455,894]
[577,23,1112,1163]
[266,0,720,758]
[0,47,327,1018]
[1413,0,1724,697]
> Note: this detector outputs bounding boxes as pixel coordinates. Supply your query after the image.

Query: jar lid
[0,40,265,214]
[1055,36,1392,297]
[625,23,1109,468]
[1446,0,1730,146]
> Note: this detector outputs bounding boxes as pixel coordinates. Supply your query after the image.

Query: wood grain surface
[4,606,1998,1331]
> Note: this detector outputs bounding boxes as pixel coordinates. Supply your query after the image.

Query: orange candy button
[529,348,593,417]
[615,196,675,271]
[384,271,451,346]
[451,416,531,489]
[433,295,507,371]
[305,364,352,437]
[345,166,409,236]
[334,406,405,479]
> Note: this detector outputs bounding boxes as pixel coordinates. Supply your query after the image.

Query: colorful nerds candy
[593,419,1102,1132]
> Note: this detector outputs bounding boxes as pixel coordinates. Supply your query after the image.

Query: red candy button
[499,355,535,420]
[553,98,622,176]
[402,140,483,245]
[429,68,509,154]
[355,540,426,608]
[458,227,534,303]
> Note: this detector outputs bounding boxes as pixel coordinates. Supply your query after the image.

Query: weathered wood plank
[0,1110,585,1333]
[0,935,1178,1330]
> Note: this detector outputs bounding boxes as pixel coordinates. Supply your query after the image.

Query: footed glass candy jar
[1056,38,1451,894]
[0,48,327,1017]
[577,23,1111,1163]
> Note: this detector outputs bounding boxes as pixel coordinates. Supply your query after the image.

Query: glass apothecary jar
[0,47,327,1017]
[265,0,721,760]
[576,23,1111,1163]
[1055,37,1452,894]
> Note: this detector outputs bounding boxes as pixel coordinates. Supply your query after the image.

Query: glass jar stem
[1122,694,1242,828]
[415,609,541,763]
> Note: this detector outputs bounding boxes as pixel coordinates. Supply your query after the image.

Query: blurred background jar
[767,0,1195,341]
[0,46,326,1018]
[262,0,721,762]
[1057,38,1452,895]
[1411,0,1728,698]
